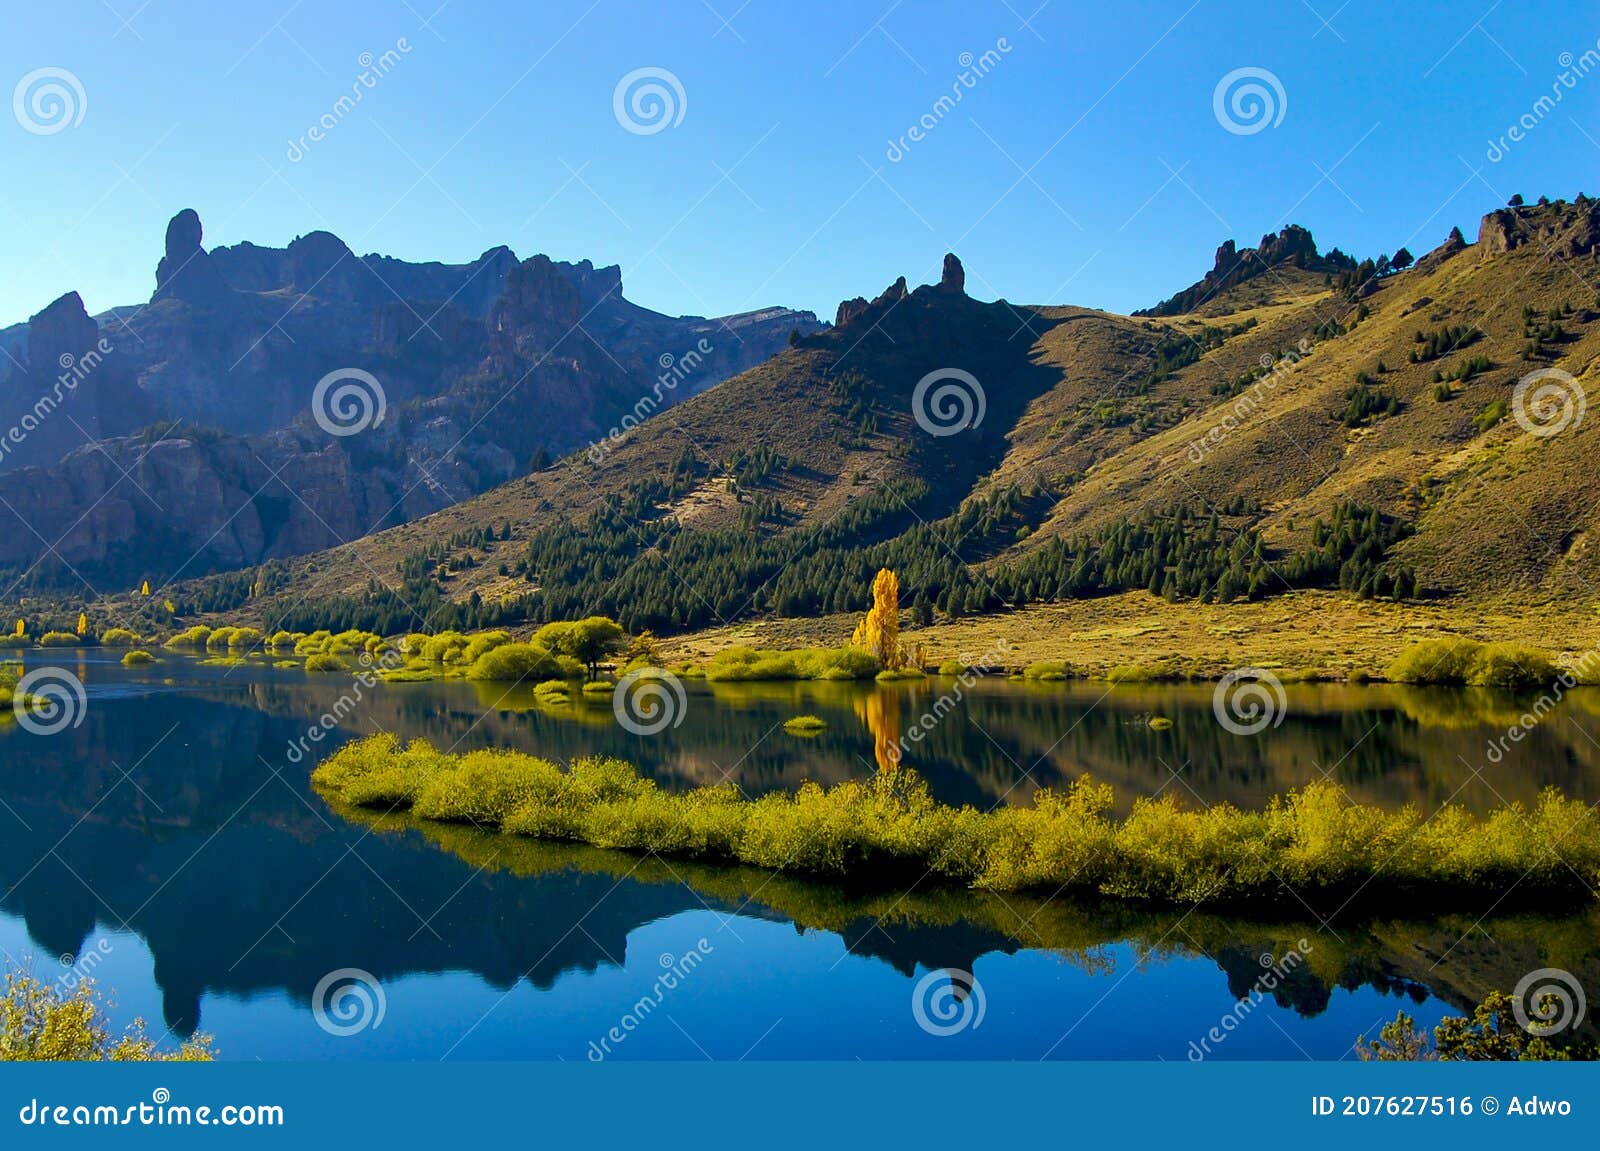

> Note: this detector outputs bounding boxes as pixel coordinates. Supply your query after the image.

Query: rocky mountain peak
[939,253,966,293]
[154,208,228,306]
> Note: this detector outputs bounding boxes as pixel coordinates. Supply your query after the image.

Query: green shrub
[37,632,81,647]
[304,653,349,673]
[314,735,1600,904]
[164,625,212,650]
[1,968,214,1061]
[468,642,562,682]
[1387,639,1556,689]
[1386,639,1484,685]
[419,631,470,664]
[99,628,142,647]
[1023,660,1072,682]
[460,631,512,666]
[1470,644,1558,690]
[122,650,155,666]
[784,715,827,735]
[294,630,334,656]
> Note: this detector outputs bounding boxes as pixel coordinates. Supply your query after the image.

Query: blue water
[0,650,1590,1060]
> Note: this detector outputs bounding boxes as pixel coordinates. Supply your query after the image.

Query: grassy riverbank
[314,734,1600,906]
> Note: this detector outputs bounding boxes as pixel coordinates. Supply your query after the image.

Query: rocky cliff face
[0,210,824,586]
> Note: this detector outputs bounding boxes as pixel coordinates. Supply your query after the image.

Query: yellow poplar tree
[14,619,24,638]
[140,581,151,597]
[850,568,903,669]
[76,612,88,636]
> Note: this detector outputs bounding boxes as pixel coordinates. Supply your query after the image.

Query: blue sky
[2,0,1596,327]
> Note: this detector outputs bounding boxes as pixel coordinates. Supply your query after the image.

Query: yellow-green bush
[304,653,348,673]
[122,650,155,666]
[313,734,1600,904]
[99,628,142,647]
[1,969,213,1061]
[705,645,878,682]
[1387,639,1557,689]
[467,642,562,682]
[294,630,334,656]
[164,625,212,649]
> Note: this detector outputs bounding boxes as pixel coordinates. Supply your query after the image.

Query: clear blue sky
[3,0,1595,327]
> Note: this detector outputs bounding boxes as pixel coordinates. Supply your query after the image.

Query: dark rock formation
[939,252,966,294]
[1136,225,1351,317]
[153,208,228,305]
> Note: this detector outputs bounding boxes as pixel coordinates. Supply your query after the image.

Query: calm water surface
[1,650,1595,1060]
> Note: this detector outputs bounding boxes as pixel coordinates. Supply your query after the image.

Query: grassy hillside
[125,195,1600,645]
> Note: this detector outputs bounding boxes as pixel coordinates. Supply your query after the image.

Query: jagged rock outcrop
[1478,198,1600,260]
[153,208,229,306]
[939,252,966,293]
[0,292,153,472]
[1136,225,1351,317]
[836,275,909,328]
